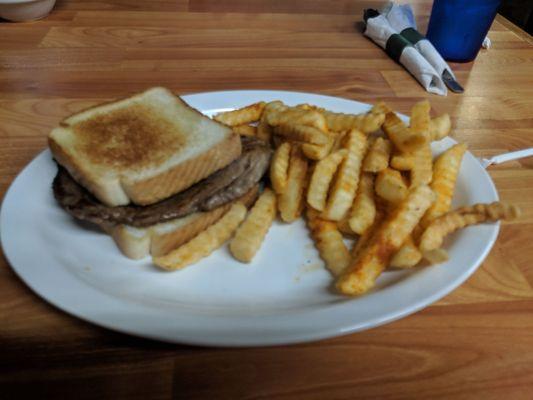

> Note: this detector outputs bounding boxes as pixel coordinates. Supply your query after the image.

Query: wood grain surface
[1,1,532,399]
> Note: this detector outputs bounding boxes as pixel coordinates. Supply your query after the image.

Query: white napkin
[383,2,416,29]
[364,14,447,95]
[383,2,458,82]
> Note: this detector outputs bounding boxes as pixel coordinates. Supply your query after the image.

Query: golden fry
[233,124,257,137]
[371,101,392,115]
[257,101,286,143]
[421,143,467,226]
[302,142,331,160]
[214,102,266,126]
[429,114,451,141]
[350,230,372,261]
[421,214,484,254]
[350,211,384,260]
[337,215,356,236]
[330,130,348,152]
[153,203,247,271]
[410,143,433,187]
[409,100,431,143]
[278,146,308,222]
[348,172,376,234]
[322,129,367,221]
[230,189,277,263]
[423,248,449,265]
[273,123,329,145]
[256,117,272,143]
[264,100,286,115]
[336,185,435,295]
[383,112,426,153]
[390,152,416,171]
[363,137,392,173]
[321,109,385,134]
[420,202,520,253]
[267,108,327,132]
[389,236,422,268]
[295,103,314,111]
[314,103,386,133]
[453,202,521,220]
[301,130,335,160]
[270,142,291,194]
[307,150,346,211]
[307,208,351,277]
[375,168,408,204]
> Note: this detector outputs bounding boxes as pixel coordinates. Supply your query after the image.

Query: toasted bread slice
[104,185,259,259]
[49,87,241,207]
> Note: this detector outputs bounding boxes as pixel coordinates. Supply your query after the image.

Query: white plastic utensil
[479,148,533,169]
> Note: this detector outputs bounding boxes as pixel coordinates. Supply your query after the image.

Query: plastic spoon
[479,148,533,169]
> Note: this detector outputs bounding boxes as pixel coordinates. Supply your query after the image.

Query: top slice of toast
[49,87,241,207]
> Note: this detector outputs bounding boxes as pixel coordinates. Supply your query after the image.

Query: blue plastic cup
[426,0,501,62]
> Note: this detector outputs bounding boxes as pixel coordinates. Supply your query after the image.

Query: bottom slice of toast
[102,185,259,259]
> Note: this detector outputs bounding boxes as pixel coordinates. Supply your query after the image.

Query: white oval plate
[0,90,499,347]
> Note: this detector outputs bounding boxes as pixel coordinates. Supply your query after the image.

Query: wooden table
[1,1,532,399]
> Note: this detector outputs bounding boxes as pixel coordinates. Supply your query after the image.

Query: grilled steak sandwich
[49,87,271,259]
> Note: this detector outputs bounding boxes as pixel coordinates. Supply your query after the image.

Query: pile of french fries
[153,99,520,296]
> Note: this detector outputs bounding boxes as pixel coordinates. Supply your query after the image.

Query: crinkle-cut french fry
[230,189,277,263]
[302,144,322,160]
[256,118,272,143]
[295,103,315,111]
[423,248,449,265]
[356,111,386,133]
[390,152,416,171]
[409,100,431,143]
[233,124,257,137]
[257,101,286,143]
[350,230,372,261]
[278,146,308,222]
[336,185,435,295]
[429,114,451,141]
[301,129,336,160]
[453,202,521,220]
[307,208,351,277]
[270,142,291,194]
[348,172,376,235]
[410,143,433,187]
[350,211,384,260]
[421,212,487,252]
[337,214,356,236]
[383,112,426,153]
[411,223,424,242]
[363,137,392,173]
[307,150,346,211]
[420,202,521,252]
[214,102,266,126]
[264,100,286,115]
[273,123,329,145]
[331,130,348,152]
[375,168,408,204]
[389,235,422,268]
[371,101,392,115]
[153,203,247,271]
[319,109,385,134]
[421,143,467,226]
[267,108,327,132]
[322,129,367,221]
